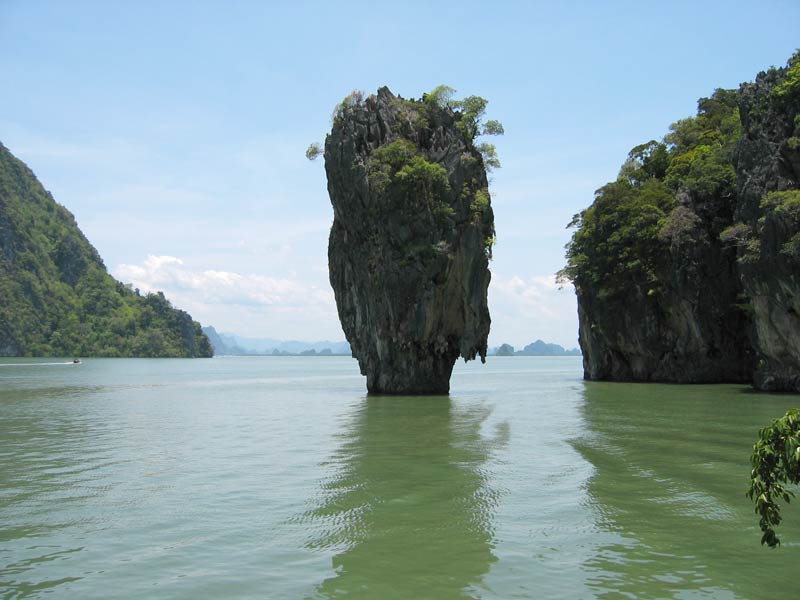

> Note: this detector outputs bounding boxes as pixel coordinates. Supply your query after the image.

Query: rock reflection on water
[572,382,800,599]
[302,395,507,598]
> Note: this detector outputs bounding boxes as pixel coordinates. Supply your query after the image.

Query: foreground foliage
[748,409,800,547]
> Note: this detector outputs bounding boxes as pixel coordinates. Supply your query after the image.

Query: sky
[1,1,798,348]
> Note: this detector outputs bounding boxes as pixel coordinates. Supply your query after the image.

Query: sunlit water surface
[1,356,798,599]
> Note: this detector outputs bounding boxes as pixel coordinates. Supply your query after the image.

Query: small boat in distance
[72,358,81,364]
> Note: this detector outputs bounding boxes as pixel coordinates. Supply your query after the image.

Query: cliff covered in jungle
[560,52,800,391]
[0,143,212,358]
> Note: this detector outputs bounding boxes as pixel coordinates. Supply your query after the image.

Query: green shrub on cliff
[305,143,323,161]
[761,190,800,218]
[367,139,450,204]
[423,86,504,170]
[560,177,674,297]
[773,50,800,102]
[760,190,800,259]
[396,156,450,199]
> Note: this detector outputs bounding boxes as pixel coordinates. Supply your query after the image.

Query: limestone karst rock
[575,180,752,384]
[323,87,495,393]
[735,64,800,391]
[563,53,800,391]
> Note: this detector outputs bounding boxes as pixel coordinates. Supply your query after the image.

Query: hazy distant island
[315,86,500,394]
[491,340,581,357]
[0,142,212,358]
[560,51,800,391]
[203,326,351,356]
[204,327,577,359]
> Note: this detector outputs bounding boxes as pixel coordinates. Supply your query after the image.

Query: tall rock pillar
[324,87,494,394]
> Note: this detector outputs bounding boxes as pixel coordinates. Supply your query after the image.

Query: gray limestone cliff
[575,183,752,384]
[734,64,800,390]
[323,87,494,393]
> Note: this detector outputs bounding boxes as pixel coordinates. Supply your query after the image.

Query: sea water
[1,356,798,599]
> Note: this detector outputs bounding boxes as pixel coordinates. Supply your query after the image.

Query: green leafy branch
[747,408,800,547]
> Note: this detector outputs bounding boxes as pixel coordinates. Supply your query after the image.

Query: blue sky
[1,1,798,347]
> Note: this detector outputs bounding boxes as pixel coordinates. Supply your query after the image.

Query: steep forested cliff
[0,142,212,357]
[561,52,800,390]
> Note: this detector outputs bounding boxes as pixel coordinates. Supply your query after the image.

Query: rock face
[564,53,800,390]
[576,184,752,383]
[735,66,800,390]
[324,87,494,394]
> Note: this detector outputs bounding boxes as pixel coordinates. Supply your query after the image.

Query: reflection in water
[572,382,800,599]
[302,396,507,598]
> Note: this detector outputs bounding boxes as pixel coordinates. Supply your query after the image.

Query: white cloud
[113,255,342,340]
[488,274,579,349]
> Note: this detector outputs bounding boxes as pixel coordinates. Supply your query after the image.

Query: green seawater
[0,356,798,599]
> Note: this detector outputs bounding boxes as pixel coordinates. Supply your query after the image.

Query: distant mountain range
[490,340,581,356]
[205,327,578,358]
[202,326,351,356]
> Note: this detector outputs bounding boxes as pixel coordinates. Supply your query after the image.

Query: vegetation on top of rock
[725,189,800,263]
[558,87,741,299]
[0,142,212,358]
[422,85,504,170]
[309,84,504,170]
[315,85,501,262]
[772,50,800,103]
[760,190,800,258]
